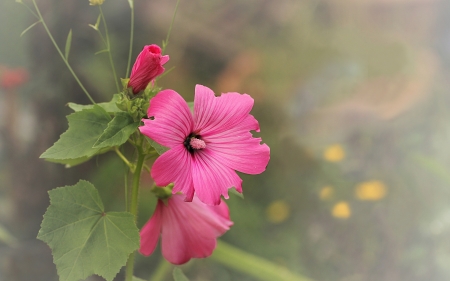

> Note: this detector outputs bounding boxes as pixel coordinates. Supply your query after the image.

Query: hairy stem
[124,145,145,281]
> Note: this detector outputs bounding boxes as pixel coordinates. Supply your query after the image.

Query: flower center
[184,134,206,153]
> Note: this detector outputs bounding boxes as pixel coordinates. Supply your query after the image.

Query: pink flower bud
[127,44,169,94]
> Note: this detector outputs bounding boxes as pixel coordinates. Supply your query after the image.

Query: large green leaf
[93,112,140,149]
[37,180,139,281]
[67,94,121,114]
[40,106,111,160]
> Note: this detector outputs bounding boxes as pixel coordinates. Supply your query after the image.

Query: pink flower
[140,85,270,205]
[139,194,233,265]
[127,44,169,94]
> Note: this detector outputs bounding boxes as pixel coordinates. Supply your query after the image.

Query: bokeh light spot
[332,201,351,219]
[355,180,387,201]
[323,144,345,162]
[266,200,290,223]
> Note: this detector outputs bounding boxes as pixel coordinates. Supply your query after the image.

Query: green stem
[124,146,146,281]
[114,146,133,170]
[126,0,135,78]
[161,0,180,55]
[211,240,314,281]
[99,6,120,92]
[30,0,96,104]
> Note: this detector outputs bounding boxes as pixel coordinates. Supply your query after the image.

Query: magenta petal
[160,194,232,264]
[192,150,243,205]
[151,145,195,201]
[139,202,163,256]
[161,55,170,65]
[139,89,194,148]
[193,84,255,136]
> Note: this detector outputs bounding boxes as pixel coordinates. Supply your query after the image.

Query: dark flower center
[184,133,206,153]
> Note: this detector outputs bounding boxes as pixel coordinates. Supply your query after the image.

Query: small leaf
[93,112,140,149]
[40,106,111,160]
[37,180,140,281]
[229,187,244,199]
[173,268,190,281]
[95,49,109,55]
[20,20,41,37]
[64,29,72,60]
[89,14,101,31]
[146,137,170,155]
[68,94,121,114]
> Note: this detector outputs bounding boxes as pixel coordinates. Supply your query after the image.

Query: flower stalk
[30,0,96,104]
[124,140,146,281]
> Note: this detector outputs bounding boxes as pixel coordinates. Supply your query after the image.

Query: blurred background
[1,0,450,280]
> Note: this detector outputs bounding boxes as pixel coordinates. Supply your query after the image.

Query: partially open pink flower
[140,194,233,265]
[140,85,270,205]
[128,44,169,94]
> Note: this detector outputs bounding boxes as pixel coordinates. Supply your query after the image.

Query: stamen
[190,137,206,150]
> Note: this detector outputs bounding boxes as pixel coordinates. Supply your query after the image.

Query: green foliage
[94,112,140,149]
[67,94,121,113]
[20,20,41,37]
[173,268,190,281]
[132,277,146,281]
[64,29,72,60]
[37,180,140,281]
[40,106,111,161]
[146,137,169,155]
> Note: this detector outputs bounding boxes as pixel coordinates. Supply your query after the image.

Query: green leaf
[132,277,146,281]
[229,187,244,199]
[93,112,140,149]
[45,147,111,168]
[68,94,121,114]
[37,180,139,281]
[20,20,41,37]
[173,268,190,281]
[89,14,102,31]
[40,106,111,160]
[95,49,109,55]
[64,29,72,60]
[146,137,170,155]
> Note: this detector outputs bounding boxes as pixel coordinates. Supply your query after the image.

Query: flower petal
[192,150,243,205]
[193,85,255,137]
[139,202,163,256]
[204,115,270,175]
[160,195,231,264]
[140,89,194,148]
[151,144,195,201]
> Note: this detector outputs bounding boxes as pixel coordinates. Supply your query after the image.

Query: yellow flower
[319,186,334,200]
[266,200,290,223]
[332,201,351,219]
[355,180,387,201]
[323,144,345,162]
[89,0,104,6]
